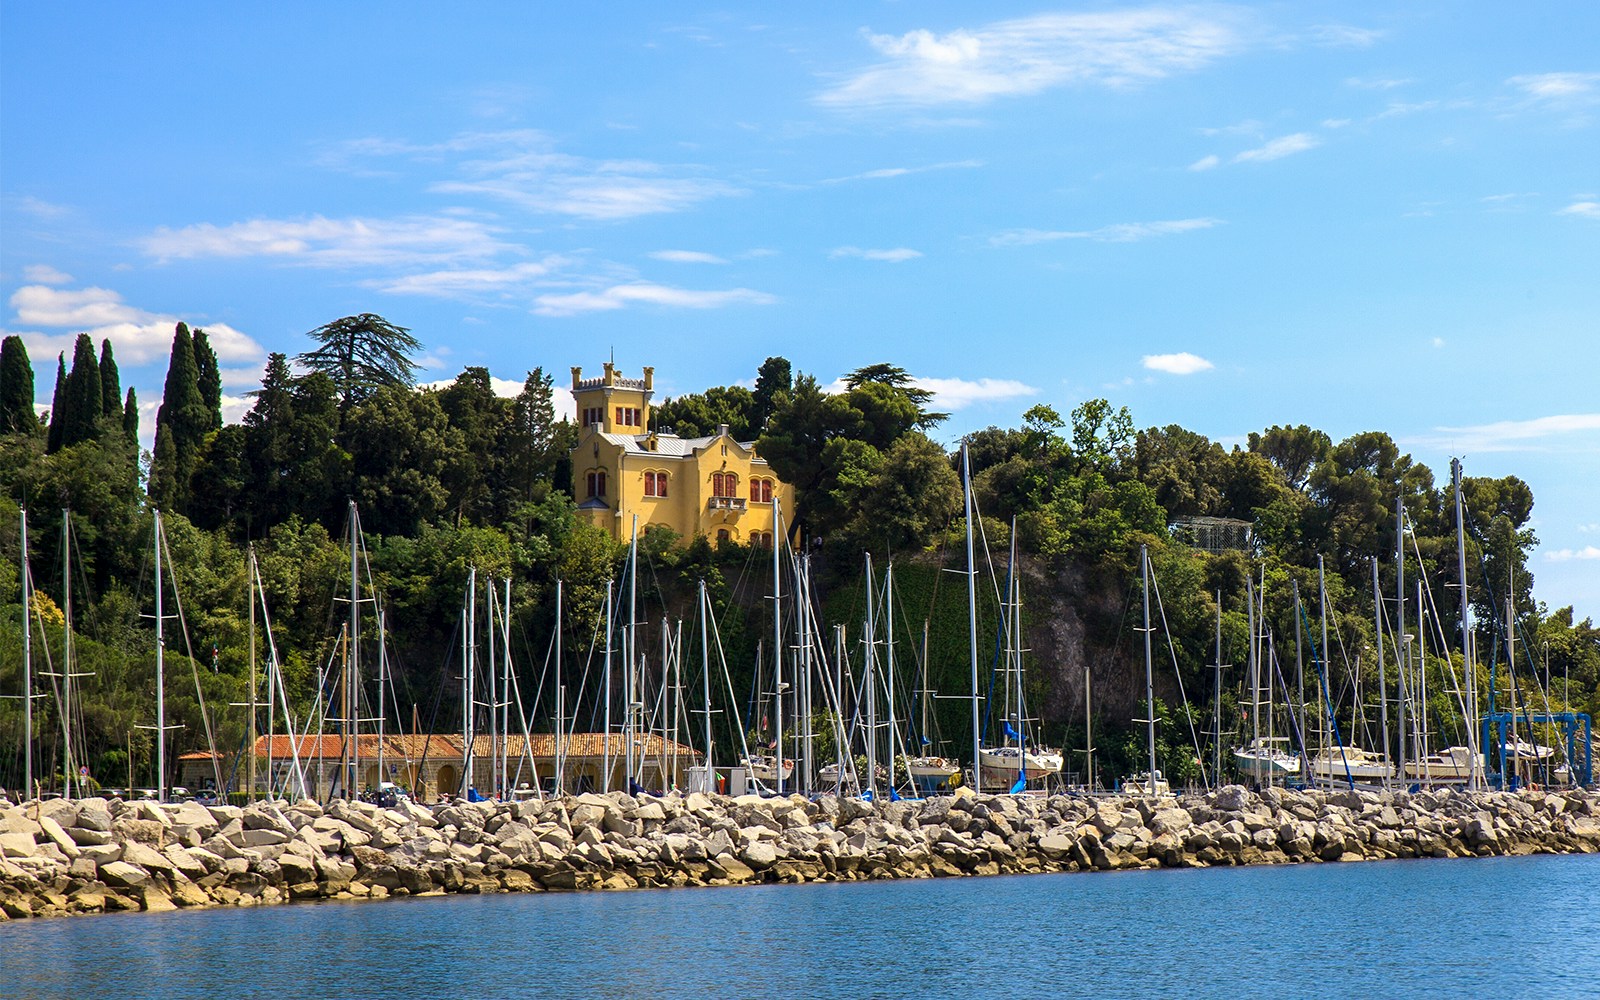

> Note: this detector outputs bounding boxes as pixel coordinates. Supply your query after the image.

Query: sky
[2,2,1596,617]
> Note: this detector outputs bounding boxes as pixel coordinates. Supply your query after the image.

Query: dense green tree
[751,356,791,430]
[1134,425,1229,519]
[98,339,121,420]
[45,353,66,453]
[122,388,138,443]
[1249,424,1331,491]
[150,324,210,513]
[191,328,223,431]
[435,367,508,524]
[59,334,103,449]
[652,385,757,439]
[505,367,559,506]
[844,362,948,429]
[297,313,421,412]
[0,335,35,436]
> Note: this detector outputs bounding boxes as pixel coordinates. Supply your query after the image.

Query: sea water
[5,853,1598,999]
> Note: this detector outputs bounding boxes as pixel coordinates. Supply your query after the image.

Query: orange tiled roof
[251,732,699,762]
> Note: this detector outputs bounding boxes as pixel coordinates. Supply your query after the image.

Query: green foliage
[98,339,121,421]
[0,335,35,436]
[150,324,212,514]
[45,354,65,453]
[191,329,223,431]
[653,385,757,439]
[297,313,421,411]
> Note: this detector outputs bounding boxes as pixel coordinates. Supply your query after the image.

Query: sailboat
[1120,545,1174,798]
[975,523,1062,791]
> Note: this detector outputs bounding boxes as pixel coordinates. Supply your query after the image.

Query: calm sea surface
[5,853,1599,999]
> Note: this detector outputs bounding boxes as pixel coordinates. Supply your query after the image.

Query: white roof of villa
[595,431,764,459]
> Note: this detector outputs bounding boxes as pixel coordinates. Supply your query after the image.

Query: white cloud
[1233,132,1320,163]
[991,217,1221,246]
[371,259,569,297]
[1142,352,1214,375]
[1431,337,1446,348]
[22,264,72,285]
[1559,200,1600,220]
[829,246,923,262]
[422,375,526,397]
[1344,76,1411,90]
[1198,119,1263,137]
[816,9,1248,108]
[142,214,512,267]
[821,159,984,183]
[328,129,742,220]
[1576,523,1600,534]
[1188,154,1221,171]
[1415,413,1600,452]
[6,283,264,366]
[1546,545,1600,562]
[1508,72,1600,103]
[649,250,729,264]
[913,376,1038,410]
[532,283,776,317]
[1309,24,1383,47]
[1321,118,1352,129]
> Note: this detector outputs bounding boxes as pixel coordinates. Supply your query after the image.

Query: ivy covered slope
[0,317,1595,790]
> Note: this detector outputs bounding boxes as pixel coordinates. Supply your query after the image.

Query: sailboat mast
[503,577,512,796]
[1212,592,1223,787]
[626,517,638,792]
[1319,555,1330,773]
[962,442,980,794]
[555,578,565,792]
[348,501,360,799]
[248,543,258,801]
[602,580,613,793]
[62,509,75,799]
[1372,558,1391,789]
[19,508,32,799]
[886,563,897,794]
[1142,545,1157,794]
[864,552,877,799]
[1452,458,1479,788]
[699,580,712,782]
[465,567,477,796]
[1395,496,1408,781]
[155,509,167,803]
[772,500,784,796]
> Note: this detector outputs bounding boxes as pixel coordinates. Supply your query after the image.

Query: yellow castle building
[570,362,791,546]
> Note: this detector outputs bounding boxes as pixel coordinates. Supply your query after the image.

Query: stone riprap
[1,785,1596,919]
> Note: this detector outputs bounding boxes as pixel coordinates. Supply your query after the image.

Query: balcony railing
[708,496,747,512]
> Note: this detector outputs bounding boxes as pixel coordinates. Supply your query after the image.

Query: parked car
[191,788,222,805]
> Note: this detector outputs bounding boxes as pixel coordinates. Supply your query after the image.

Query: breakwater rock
[2,785,1597,919]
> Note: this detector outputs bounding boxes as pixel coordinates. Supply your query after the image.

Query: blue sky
[3,3,1597,617]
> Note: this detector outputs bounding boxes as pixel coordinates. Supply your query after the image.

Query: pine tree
[123,387,139,443]
[0,334,35,435]
[99,339,121,419]
[46,353,66,453]
[192,328,223,430]
[297,313,421,412]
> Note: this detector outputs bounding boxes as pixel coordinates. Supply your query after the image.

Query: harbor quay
[2,785,1597,920]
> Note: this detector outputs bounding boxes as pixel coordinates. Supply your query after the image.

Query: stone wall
[2,785,1597,919]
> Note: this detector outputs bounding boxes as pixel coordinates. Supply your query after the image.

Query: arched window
[750,478,773,503]
[716,528,731,544]
[586,470,607,499]
[644,471,668,498]
[712,472,738,498]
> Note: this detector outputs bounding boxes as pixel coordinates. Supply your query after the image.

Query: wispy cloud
[1308,24,1383,48]
[1414,413,1600,452]
[329,129,740,220]
[22,264,73,285]
[1233,132,1320,163]
[649,250,729,264]
[1546,545,1600,562]
[1188,154,1221,171]
[1559,200,1600,220]
[829,246,923,262]
[141,214,511,267]
[821,159,983,183]
[816,8,1249,109]
[991,217,1221,246]
[5,283,264,368]
[532,283,776,317]
[371,259,571,297]
[1344,76,1412,90]
[1507,72,1600,104]
[1142,352,1214,375]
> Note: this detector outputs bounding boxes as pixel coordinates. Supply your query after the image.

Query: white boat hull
[742,756,794,783]
[978,746,1063,777]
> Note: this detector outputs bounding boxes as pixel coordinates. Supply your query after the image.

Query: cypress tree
[99,339,121,419]
[123,387,139,443]
[192,327,223,430]
[46,353,66,453]
[61,333,103,448]
[151,323,208,511]
[0,334,35,435]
